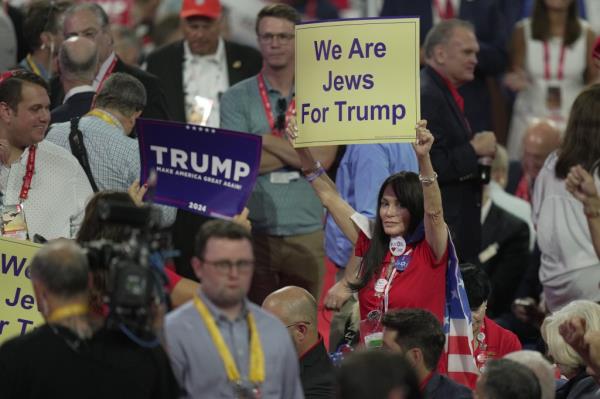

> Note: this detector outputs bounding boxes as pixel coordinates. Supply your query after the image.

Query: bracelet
[305,166,326,183]
[302,161,322,176]
[419,172,438,186]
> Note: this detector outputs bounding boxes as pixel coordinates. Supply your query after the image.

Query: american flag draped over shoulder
[442,239,479,389]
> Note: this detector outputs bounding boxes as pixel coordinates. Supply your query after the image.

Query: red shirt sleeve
[165,267,183,291]
[354,230,371,257]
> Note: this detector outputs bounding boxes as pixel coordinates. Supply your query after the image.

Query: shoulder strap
[69,117,99,193]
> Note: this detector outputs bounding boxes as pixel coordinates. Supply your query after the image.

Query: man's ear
[0,102,13,123]
[191,256,204,281]
[433,44,447,65]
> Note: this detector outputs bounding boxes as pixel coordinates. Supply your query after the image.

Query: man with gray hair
[474,358,541,399]
[50,36,98,124]
[421,19,498,263]
[46,72,175,226]
[505,350,556,399]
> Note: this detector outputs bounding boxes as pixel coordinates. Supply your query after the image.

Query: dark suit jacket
[380,0,508,132]
[481,203,530,318]
[424,372,472,399]
[421,65,481,263]
[50,90,95,125]
[145,39,262,123]
[300,338,335,399]
[50,57,170,121]
[145,39,262,279]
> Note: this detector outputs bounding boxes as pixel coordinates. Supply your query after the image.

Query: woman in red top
[291,120,448,326]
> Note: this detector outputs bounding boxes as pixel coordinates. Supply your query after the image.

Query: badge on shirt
[1,204,28,240]
[187,95,214,126]
[389,236,406,256]
[545,86,562,112]
[269,171,300,184]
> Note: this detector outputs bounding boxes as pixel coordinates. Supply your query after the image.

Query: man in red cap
[146,0,263,280]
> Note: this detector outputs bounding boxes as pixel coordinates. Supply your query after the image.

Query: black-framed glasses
[258,33,295,43]
[202,259,254,273]
[286,321,311,328]
[275,98,287,131]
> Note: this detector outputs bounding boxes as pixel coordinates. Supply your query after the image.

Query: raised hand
[412,119,434,159]
[566,165,599,203]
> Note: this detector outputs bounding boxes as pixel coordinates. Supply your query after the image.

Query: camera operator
[0,239,179,399]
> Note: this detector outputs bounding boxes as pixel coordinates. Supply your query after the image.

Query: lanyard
[433,0,455,19]
[543,41,566,81]
[86,109,122,129]
[25,54,42,78]
[47,303,89,323]
[19,145,36,202]
[193,294,265,385]
[257,74,295,137]
[91,57,118,108]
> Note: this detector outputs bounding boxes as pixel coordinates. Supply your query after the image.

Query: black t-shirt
[0,324,179,399]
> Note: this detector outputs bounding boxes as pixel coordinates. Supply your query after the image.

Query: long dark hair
[555,83,600,178]
[531,0,581,46]
[349,172,424,291]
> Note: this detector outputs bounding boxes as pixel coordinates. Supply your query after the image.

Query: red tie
[445,0,455,19]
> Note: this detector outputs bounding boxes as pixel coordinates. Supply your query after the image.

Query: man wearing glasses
[165,219,303,399]
[220,3,337,306]
[262,286,335,399]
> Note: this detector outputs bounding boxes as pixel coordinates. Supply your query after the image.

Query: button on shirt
[165,291,303,399]
[183,39,229,128]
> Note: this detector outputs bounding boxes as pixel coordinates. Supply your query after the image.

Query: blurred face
[436,27,479,86]
[63,9,112,63]
[379,185,411,237]
[192,237,254,309]
[544,0,574,11]
[0,83,50,149]
[257,16,295,70]
[471,301,487,336]
[521,126,560,179]
[181,16,221,56]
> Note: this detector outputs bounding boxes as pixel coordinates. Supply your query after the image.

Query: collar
[63,85,95,104]
[94,52,117,87]
[184,38,225,65]
[87,108,125,132]
[429,66,464,113]
[481,196,492,224]
[197,289,249,323]
[299,334,324,361]
[420,370,435,392]
[260,71,295,98]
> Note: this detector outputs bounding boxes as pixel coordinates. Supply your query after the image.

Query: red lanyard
[543,41,566,81]
[433,0,455,19]
[19,145,36,202]
[257,74,295,137]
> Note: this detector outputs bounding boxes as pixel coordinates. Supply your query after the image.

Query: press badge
[269,171,300,184]
[1,204,29,240]
[545,86,562,112]
[360,310,383,349]
[187,95,214,126]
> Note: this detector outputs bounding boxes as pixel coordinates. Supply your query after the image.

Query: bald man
[262,286,335,399]
[50,36,98,124]
[515,120,561,202]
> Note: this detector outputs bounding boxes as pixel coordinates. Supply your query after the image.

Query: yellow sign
[0,237,43,343]
[295,18,420,147]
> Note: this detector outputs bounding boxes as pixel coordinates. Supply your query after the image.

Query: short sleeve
[354,230,371,257]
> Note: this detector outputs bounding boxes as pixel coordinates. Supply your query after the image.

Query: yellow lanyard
[47,303,89,323]
[86,109,122,129]
[26,54,42,77]
[193,294,265,385]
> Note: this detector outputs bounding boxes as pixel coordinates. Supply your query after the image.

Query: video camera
[82,198,171,346]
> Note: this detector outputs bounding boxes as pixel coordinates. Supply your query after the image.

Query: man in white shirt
[0,70,92,240]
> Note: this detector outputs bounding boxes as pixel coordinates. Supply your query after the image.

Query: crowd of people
[1,0,600,398]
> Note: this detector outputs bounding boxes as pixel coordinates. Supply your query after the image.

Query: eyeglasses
[286,321,311,328]
[258,32,295,43]
[275,98,287,131]
[202,259,254,273]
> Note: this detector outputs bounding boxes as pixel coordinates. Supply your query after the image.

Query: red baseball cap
[180,0,222,19]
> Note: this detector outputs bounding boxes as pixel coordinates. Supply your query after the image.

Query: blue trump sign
[137,119,262,218]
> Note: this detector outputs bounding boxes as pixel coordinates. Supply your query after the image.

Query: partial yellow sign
[0,238,43,344]
[295,18,420,147]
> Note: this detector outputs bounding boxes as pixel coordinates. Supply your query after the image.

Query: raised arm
[413,120,447,261]
[287,119,359,243]
[566,165,600,259]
